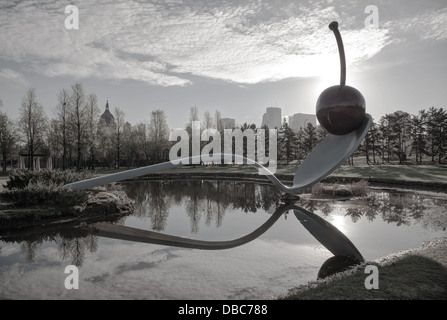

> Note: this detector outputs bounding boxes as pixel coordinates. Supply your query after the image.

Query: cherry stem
[329,21,346,88]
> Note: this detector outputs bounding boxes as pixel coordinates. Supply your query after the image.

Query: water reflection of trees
[2,213,127,267]
[302,190,447,230]
[123,179,283,233]
[9,227,100,267]
[123,180,447,233]
[58,234,98,266]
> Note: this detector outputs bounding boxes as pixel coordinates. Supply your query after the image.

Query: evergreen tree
[278,120,297,164]
[411,110,427,164]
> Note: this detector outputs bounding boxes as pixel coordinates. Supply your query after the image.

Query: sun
[313,52,341,91]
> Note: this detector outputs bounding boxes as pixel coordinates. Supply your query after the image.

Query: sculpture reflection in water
[2,183,445,279]
[92,203,364,279]
[0,202,365,279]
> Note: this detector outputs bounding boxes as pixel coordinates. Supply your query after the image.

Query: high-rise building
[288,113,317,131]
[261,107,282,129]
[221,118,236,129]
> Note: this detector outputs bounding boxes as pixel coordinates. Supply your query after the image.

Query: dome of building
[100,100,114,126]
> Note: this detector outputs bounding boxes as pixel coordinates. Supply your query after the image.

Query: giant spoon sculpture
[63,21,369,275]
[64,21,372,277]
[63,21,371,193]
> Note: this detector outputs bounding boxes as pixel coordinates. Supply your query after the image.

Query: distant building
[99,100,115,127]
[221,118,236,129]
[261,107,282,129]
[288,113,317,131]
[97,100,117,168]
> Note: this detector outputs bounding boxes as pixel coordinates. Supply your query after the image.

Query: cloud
[0,68,29,85]
[384,6,447,41]
[0,0,393,86]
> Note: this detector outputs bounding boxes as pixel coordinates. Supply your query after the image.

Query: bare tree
[68,83,87,170]
[0,103,16,172]
[135,122,148,165]
[203,111,214,129]
[215,110,223,132]
[55,88,70,169]
[18,89,47,170]
[86,93,100,169]
[189,106,199,124]
[148,109,169,163]
[47,119,61,170]
[114,107,126,169]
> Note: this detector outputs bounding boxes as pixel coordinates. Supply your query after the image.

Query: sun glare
[312,54,340,100]
[329,214,347,234]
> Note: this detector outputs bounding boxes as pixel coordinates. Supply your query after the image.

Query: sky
[0,0,446,129]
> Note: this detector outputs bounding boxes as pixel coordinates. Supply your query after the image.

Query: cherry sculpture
[316,21,366,135]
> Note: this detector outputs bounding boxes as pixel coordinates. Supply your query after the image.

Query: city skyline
[1,1,446,130]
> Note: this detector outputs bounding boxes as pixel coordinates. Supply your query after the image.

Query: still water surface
[1,180,446,299]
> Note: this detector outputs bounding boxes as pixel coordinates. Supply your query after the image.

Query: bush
[0,170,94,207]
[3,169,94,190]
[311,183,325,197]
[0,181,89,207]
[350,179,369,197]
[311,180,369,198]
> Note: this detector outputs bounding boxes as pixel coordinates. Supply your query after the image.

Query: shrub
[3,169,94,190]
[0,181,88,207]
[311,180,369,198]
[350,179,369,197]
[311,183,325,197]
[0,170,94,207]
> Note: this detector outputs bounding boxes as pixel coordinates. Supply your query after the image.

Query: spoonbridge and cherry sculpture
[62,22,371,276]
[63,21,371,194]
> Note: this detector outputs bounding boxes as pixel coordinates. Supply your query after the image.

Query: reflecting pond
[1,179,446,299]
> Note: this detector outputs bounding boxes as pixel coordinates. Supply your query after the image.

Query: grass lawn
[92,162,446,188]
[279,238,447,300]
[280,255,447,300]
[1,160,445,190]
[330,164,447,184]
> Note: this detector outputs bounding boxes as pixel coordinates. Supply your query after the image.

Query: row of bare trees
[0,83,173,171]
[0,85,445,172]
